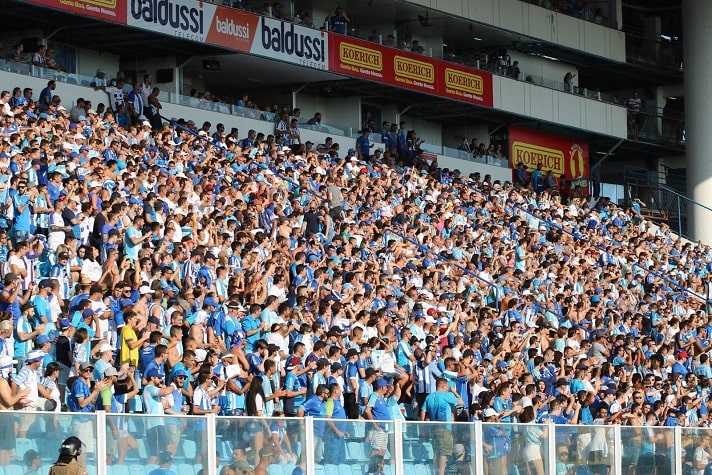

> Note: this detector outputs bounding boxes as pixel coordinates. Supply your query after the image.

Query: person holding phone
[326,7,350,35]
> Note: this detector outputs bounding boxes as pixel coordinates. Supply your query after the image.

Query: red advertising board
[206,6,257,53]
[509,126,589,192]
[24,0,126,23]
[329,35,493,108]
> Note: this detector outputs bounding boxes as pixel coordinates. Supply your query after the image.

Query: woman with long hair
[245,375,268,466]
[520,405,547,475]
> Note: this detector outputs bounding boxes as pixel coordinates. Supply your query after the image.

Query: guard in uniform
[49,437,87,475]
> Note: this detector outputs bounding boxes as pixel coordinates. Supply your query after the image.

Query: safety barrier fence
[13,411,695,475]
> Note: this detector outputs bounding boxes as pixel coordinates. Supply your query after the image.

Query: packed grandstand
[0,2,702,475]
[0,69,705,474]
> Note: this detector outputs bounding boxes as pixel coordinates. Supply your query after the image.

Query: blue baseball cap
[36,335,51,346]
[145,369,161,380]
[203,297,218,308]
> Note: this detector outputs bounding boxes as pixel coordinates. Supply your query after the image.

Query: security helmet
[59,437,83,457]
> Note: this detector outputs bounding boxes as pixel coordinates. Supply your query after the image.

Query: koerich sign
[251,17,329,70]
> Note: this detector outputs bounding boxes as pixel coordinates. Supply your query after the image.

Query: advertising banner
[509,126,589,192]
[127,1,256,52]
[206,6,257,52]
[329,36,493,107]
[128,0,217,43]
[440,63,493,107]
[250,16,329,70]
[24,0,126,22]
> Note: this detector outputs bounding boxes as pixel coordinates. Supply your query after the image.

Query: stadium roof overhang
[5,1,684,163]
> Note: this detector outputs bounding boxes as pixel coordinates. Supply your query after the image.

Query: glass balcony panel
[215,416,306,473]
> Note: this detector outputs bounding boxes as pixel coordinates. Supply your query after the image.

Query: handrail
[461,181,584,243]
[383,228,500,311]
[659,185,712,214]
[459,181,709,307]
[631,263,711,305]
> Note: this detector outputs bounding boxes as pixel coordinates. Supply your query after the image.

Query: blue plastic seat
[324,465,339,475]
[128,465,146,475]
[15,438,37,460]
[6,465,23,475]
[345,442,366,462]
[175,463,194,475]
[267,465,283,475]
[181,440,197,461]
[337,464,353,475]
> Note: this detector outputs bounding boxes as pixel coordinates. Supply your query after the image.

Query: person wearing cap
[66,361,108,456]
[0,319,11,361]
[419,377,463,475]
[32,279,53,334]
[310,358,332,397]
[15,303,45,370]
[147,451,174,475]
[282,355,307,417]
[92,342,115,381]
[100,366,139,465]
[192,372,223,466]
[364,377,393,428]
[14,348,49,436]
[141,343,168,387]
[323,382,349,465]
[143,368,175,464]
[672,351,689,377]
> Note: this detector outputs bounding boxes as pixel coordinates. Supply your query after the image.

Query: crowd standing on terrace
[0,71,710,475]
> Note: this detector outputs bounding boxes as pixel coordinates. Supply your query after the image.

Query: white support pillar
[683,0,712,242]
[474,421,484,475]
[547,422,556,475]
[206,414,218,475]
[613,424,623,475]
[96,411,107,475]
[393,419,404,475]
[305,416,316,472]
[674,426,683,475]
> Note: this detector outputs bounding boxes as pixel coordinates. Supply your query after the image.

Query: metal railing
[625,33,683,72]
[658,184,712,243]
[627,110,685,147]
[11,410,701,475]
[383,227,501,310]
[461,180,711,307]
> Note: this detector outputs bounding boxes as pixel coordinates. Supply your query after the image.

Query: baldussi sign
[250,17,329,70]
[25,0,498,108]
[125,0,327,68]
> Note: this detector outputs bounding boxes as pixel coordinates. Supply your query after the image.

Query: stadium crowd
[0,73,710,475]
